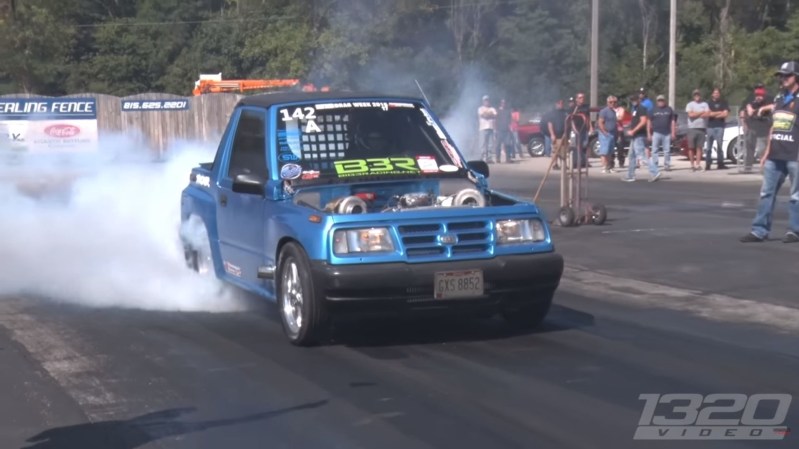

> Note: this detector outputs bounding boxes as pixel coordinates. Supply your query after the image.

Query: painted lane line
[561,266,799,333]
[0,300,121,421]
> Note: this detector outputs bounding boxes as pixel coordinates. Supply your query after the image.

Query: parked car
[517,118,545,157]
[674,114,745,163]
[179,91,565,345]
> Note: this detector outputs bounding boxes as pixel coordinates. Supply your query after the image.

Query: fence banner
[121,99,190,111]
[0,97,98,154]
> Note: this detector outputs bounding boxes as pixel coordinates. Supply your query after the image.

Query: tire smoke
[0,136,246,312]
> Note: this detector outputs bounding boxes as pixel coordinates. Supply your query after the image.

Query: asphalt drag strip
[1,280,797,449]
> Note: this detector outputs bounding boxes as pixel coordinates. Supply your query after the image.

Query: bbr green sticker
[334,157,420,177]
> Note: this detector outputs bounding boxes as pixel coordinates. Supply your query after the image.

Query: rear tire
[502,292,554,329]
[180,216,213,275]
[528,137,545,157]
[277,242,327,346]
[728,137,740,164]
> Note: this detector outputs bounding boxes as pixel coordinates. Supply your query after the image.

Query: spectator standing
[622,96,661,182]
[510,106,522,158]
[639,87,654,113]
[597,95,618,173]
[494,99,514,163]
[571,92,592,168]
[612,98,628,168]
[741,85,772,173]
[543,99,567,169]
[649,94,677,171]
[478,95,497,163]
[740,61,799,243]
[705,88,730,170]
[685,89,710,171]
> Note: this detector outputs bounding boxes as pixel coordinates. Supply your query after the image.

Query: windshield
[275,100,465,183]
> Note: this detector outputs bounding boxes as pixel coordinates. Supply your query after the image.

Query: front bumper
[310,252,564,312]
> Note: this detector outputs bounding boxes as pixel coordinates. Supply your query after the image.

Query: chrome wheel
[528,138,545,157]
[281,260,303,337]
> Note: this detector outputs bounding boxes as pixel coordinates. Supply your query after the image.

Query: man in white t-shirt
[478,95,497,163]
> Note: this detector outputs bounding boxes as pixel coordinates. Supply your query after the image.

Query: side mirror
[232,173,265,196]
[467,160,489,178]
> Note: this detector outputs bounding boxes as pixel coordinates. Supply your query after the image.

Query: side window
[227,109,268,179]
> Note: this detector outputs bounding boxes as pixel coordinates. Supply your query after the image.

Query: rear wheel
[728,137,741,164]
[590,137,601,158]
[528,137,545,157]
[502,292,554,329]
[181,216,213,275]
[277,242,327,346]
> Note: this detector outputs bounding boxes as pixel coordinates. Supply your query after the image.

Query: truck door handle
[219,194,227,207]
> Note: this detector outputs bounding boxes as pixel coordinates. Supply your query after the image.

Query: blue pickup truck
[180,92,564,345]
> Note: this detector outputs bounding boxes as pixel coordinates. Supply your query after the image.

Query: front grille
[397,220,493,261]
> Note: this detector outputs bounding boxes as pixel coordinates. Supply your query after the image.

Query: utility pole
[669,0,677,107]
[590,0,599,111]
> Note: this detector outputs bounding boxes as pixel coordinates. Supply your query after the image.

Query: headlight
[495,219,547,244]
[333,227,395,254]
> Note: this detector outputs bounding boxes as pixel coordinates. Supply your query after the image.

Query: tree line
[2,0,799,112]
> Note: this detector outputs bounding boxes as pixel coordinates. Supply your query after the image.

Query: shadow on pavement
[328,304,595,350]
[21,400,328,449]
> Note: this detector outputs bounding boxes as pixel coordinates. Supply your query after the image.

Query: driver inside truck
[347,110,398,158]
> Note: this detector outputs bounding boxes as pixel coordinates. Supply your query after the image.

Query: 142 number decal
[280,107,316,122]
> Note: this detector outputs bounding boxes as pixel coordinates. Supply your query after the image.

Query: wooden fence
[0,92,244,152]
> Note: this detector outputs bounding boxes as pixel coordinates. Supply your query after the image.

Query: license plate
[434,270,484,299]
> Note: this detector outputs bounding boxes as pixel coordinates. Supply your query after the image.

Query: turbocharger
[324,195,368,214]
[437,188,486,207]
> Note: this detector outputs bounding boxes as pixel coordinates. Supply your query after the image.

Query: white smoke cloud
[0,135,247,312]
[440,66,492,161]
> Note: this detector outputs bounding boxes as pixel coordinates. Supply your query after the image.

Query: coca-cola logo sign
[44,124,81,138]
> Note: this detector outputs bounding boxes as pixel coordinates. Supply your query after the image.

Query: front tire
[277,242,327,346]
[502,292,554,329]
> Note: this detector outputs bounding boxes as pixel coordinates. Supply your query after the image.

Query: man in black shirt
[741,61,799,243]
[542,99,567,168]
[705,88,730,170]
[622,96,660,182]
[494,99,514,163]
[741,85,772,172]
[648,95,677,171]
[570,92,592,168]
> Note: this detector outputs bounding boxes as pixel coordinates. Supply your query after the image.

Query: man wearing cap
[597,95,619,173]
[704,87,730,170]
[649,94,677,171]
[685,89,710,171]
[570,92,592,168]
[622,95,661,182]
[477,95,497,163]
[740,61,799,243]
[639,88,654,114]
[741,85,772,173]
[542,99,567,169]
